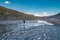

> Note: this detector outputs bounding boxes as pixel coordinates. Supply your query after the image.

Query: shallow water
[0,20,60,40]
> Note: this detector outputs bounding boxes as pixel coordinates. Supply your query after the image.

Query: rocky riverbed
[0,21,60,40]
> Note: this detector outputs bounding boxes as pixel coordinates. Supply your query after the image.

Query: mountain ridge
[44,13,60,25]
[0,6,41,20]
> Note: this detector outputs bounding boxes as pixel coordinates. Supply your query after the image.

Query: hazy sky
[0,0,60,16]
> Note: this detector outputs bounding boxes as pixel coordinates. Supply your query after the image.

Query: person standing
[23,20,26,30]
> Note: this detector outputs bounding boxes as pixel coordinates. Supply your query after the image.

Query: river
[0,20,60,40]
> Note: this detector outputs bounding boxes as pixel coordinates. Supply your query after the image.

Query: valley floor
[1,25,60,40]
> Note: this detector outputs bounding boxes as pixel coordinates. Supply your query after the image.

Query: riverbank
[42,18,60,25]
[46,18,60,25]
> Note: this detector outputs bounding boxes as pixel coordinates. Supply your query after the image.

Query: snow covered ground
[1,20,60,40]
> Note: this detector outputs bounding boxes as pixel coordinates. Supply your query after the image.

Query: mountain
[0,6,40,20]
[44,13,60,25]
[47,13,60,19]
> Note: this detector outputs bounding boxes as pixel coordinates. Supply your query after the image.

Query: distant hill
[44,13,60,25]
[47,13,60,19]
[0,6,42,20]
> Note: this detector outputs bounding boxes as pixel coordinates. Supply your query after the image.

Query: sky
[0,0,60,16]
